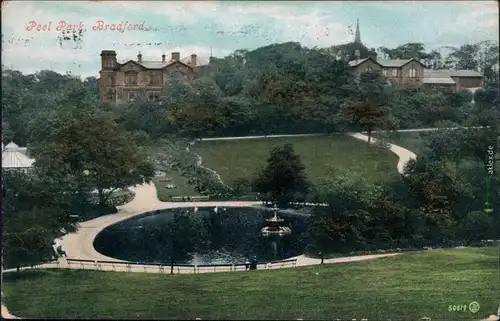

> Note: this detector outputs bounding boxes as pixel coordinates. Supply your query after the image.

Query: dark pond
[93,207,309,265]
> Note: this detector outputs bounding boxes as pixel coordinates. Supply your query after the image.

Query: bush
[107,190,135,207]
[458,211,495,242]
[77,204,117,222]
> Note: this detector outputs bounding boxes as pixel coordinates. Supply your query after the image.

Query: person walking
[57,245,67,258]
[250,256,257,270]
[245,259,250,271]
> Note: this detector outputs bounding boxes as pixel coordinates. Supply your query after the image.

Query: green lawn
[3,247,498,320]
[191,135,400,186]
[152,170,200,201]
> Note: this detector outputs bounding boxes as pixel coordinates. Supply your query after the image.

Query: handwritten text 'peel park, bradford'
[26,21,145,33]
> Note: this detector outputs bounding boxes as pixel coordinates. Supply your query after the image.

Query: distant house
[423,69,484,93]
[99,50,209,105]
[348,56,484,93]
[2,142,35,172]
[349,56,426,87]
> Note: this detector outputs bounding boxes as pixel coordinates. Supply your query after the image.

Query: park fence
[19,257,298,274]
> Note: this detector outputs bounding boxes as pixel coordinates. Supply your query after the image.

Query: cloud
[68,1,224,26]
[442,1,498,32]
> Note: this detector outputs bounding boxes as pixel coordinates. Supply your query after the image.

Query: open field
[152,171,200,201]
[191,135,400,186]
[2,247,497,320]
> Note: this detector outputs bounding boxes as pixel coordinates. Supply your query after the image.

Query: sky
[1,0,498,79]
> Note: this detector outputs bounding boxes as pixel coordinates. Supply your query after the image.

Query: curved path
[3,131,417,266]
[61,183,262,262]
[347,133,416,174]
[58,131,415,262]
[2,131,416,319]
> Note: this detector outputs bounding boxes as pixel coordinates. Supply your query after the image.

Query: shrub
[107,190,135,207]
[458,211,495,242]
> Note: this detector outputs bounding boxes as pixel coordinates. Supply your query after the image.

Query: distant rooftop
[120,55,209,69]
[348,57,426,68]
[424,69,483,78]
[423,77,455,84]
[2,142,35,168]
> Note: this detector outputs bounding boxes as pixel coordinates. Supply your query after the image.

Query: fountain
[261,205,291,236]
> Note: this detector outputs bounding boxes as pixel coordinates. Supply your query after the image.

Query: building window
[392,69,397,77]
[128,91,137,102]
[171,71,183,80]
[106,75,115,86]
[149,73,161,85]
[106,89,114,101]
[125,72,138,85]
[147,92,160,102]
[382,69,387,76]
[409,68,416,78]
[365,67,372,72]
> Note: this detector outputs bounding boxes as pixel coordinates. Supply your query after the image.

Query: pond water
[93,207,309,265]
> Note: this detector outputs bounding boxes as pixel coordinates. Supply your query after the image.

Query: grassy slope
[152,171,200,201]
[3,247,498,320]
[191,135,400,186]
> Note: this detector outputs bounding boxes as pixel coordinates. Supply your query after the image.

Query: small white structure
[2,142,35,172]
[466,87,482,104]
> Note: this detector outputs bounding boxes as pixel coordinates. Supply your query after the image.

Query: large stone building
[348,21,484,93]
[99,50,209,105]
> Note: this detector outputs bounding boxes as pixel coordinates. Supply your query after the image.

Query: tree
[308,169,383,253]
[378,43,427,60]
[2,170,78,271]
[252,144,310,208]
[33,109,155,206]
[458,211,495,242]
[2,120,14,141]
[338,94,390,143]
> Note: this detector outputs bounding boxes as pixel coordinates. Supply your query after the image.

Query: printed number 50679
[449,305,467,312]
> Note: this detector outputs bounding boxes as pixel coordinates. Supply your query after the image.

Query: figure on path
[56,245,67,257]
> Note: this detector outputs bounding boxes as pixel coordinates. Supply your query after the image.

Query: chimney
[162,54,166,63]
[190,54,197,66]
[137,53,142,63]
[171,52,180,61]
[100,50,117,70]
[368,50,377,61]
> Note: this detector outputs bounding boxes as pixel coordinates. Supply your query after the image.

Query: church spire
[354,18,361,44]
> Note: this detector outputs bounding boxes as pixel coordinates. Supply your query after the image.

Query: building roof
[2,150,35,168]
[449,70,483,77]
[348,57,370,67]
[423,77,456,84]
[348,57,426,68]
[378,59,413,67]
[121,55,209,70]
[424,69,483,78]
[138,61,173,69]
[2,142,35,168]
[180,55,209,67]
[4,142,19,150]
[378,58,426,68]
